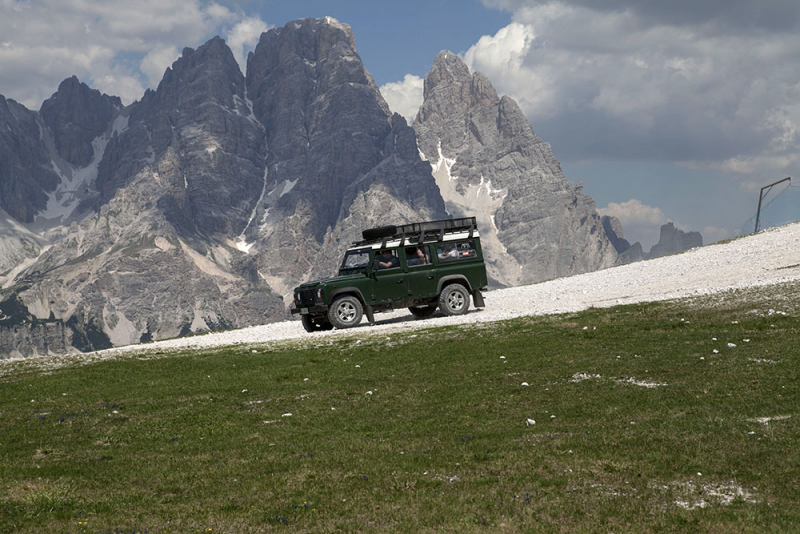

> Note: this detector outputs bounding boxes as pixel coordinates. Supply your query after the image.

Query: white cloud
[140,46,181,88]
[465,1,800,188]
[379,74,424,123]
[0,0,263,108]
[599,198,667,228]
[225,16,272,72]
[92,69,146,105]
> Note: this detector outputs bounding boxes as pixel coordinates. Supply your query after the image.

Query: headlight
[316,288,324,300]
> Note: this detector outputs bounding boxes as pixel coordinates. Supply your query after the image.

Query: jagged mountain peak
[264,16,356,52]
[425,51,499,106]
[94,33,265,237]
[40,75,122,115]
[149,35,244,111]
[429,50,471,79]
[414,52,618,286]
[39,75,121,167]
[246,16,371,97]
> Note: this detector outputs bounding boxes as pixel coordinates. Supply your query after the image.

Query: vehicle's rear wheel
[328,295,363,329]
[301,315,334,332]
[438,284,470,316]
[408,305,436,318]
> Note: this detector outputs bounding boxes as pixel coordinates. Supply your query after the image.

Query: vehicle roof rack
[353,217,478,247]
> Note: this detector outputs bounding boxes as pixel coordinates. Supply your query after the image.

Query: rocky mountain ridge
[0,17,702,358]
[602,217,703,263]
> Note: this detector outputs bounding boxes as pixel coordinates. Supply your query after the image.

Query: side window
[436,240,477,262]
[405,246,431,267]
[372,249,400,271]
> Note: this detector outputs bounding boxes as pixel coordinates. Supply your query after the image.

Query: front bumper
[291,304,329,315]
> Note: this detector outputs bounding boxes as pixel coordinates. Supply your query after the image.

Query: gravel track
[5,222,800,367]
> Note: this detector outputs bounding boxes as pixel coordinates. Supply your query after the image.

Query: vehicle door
[404,244,437,298]
[370,249,409,303]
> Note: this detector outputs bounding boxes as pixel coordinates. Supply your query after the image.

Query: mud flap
[472,289,485,308]
[364,304,376,324]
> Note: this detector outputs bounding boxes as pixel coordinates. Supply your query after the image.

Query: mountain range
[0,17,701,357]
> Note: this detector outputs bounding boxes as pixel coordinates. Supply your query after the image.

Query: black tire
[362,225,397,240]
[408,306,436,318]
[438,284,470,316]
[328,295,364,329]
[301,315,334,333]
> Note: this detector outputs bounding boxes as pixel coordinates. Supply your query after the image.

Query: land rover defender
[291,217,488,332]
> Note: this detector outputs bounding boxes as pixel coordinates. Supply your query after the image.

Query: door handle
[397,279,404,283]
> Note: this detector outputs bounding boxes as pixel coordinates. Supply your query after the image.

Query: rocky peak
[247,17,360,79]
[414,51,618,286]
[244,16,400,239]
[94,35,266,238]
[238,17,445,295]
[139,36,245,118]
[649,222,703,259]
[417,51,473,124]
[39,76,121,167]
[247,17,385,118]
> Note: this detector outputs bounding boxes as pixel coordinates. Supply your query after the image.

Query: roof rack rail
[354,217,477,247]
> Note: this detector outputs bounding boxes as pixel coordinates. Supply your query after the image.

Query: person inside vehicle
[374,250,399,270]
[438,243,459,260]
[406,246,429,266]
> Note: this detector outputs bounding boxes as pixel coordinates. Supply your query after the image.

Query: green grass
[1,290,798,532]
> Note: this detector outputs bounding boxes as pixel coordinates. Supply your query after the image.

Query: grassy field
[1,287,798,532]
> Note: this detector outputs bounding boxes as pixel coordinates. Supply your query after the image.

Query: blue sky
[1,0,798,249]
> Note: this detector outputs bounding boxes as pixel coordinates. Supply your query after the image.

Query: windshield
[339,248,372,273]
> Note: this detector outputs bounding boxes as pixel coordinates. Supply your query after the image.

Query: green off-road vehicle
[291,217,488,332]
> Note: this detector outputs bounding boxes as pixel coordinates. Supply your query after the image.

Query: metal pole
[754,177,791,233]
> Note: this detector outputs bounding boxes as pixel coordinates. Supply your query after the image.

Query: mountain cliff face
[413,52,618,286]
[0,209,44,279]
[242,17,447,295]
[0,95,60,223]
[1,36,284,357]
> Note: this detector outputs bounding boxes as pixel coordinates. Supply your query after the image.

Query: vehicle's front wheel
[328,295,363,329]
[438,284,470,316]
[408,305,436,318]
[301,315,334,332]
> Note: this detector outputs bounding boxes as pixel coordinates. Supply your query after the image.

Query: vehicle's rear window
[436,240,478,262]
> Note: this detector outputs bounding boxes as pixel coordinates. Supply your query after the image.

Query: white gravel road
[94,221,800,357]
[4,222,799,368]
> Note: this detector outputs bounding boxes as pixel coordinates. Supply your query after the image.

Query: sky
[1,0,798,249]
